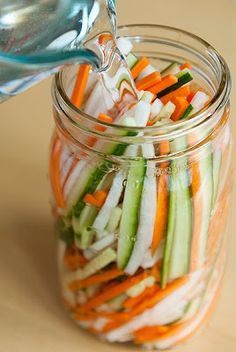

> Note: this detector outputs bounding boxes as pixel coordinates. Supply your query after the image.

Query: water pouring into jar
[0,0,136,107]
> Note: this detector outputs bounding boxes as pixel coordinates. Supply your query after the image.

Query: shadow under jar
[50,25,233,350]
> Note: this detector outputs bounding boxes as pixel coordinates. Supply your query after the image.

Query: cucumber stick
[106,207,122,233]
[117,159,146,269]
[194,146,213,267]
[75,247,116,280]
[72,205,98,249]
[161,137,192,288]
[157,72,193,99]
[168,163,192,281]
[161,62,180,75]
[126,53,138,69]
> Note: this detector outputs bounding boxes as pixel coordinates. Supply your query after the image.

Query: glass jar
[50,25,233,350]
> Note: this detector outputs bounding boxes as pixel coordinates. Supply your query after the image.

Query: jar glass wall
[50,25,233,350]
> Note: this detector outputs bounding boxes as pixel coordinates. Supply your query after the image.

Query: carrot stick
[78,271,149,312]
[136,72,161,91]
[64,251,88,270]
[134,325,170,343]
[102,320,123,333]
[146,120,154,126]
[152,141,170,254]
[83,193,100,207]
[171,97,189,121]
[150,265,161,281]
[95,124,106,132]
[123,285,158,309]
[180,61,192,70]
[50,138,65,208]
[152,175,169,254]
[148,75,178,95]
[187,91,195,103]
[71,64,91,108]
[98,113,113,123]
[93,190,108,206]
[131,57,150,79]
[161,85,190,105]
[98,33,113,45]
[69,268,124,291]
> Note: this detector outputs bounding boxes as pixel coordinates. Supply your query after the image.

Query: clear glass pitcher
[0,0,116,102]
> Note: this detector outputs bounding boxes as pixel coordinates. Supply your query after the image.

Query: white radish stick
[150,98,164,119]
[117,37,133,56]
[92,170,126,233]
[190,91,210,113]
[134,100,151,126]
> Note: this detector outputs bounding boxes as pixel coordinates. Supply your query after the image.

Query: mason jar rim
[52,24,231,144]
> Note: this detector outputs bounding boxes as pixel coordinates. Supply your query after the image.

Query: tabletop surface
[0,0,235,351]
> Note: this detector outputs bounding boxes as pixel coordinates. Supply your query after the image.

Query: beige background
[0,0,235,351]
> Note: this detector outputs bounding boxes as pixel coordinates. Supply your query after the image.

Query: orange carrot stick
[148,75,178,95]
[78,271,149,312]
[136,72,161,91]
[50,138,65,208]
[64,251,88,270]
[180,61,192,70]
[123,285,158,309]
[69,268,124,291]
[102,320,123,333]
[152,141,170,254]
[98,33,113,45]
[131,57,150,79]
[146,120,155,126]
[93,190,108,206]
[187,91,195,103]
[150,265,161,281]
[98,113,113,123]
[83,193,100,207]
[134,325,170,343]
[161,85,190,105]
[94,124,107,132]
[152,175,169,254]
[71,64,91,108]
[171,97,189,121]
[83,190,107,207]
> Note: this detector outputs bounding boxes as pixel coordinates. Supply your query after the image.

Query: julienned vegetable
[50,35,232,350]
